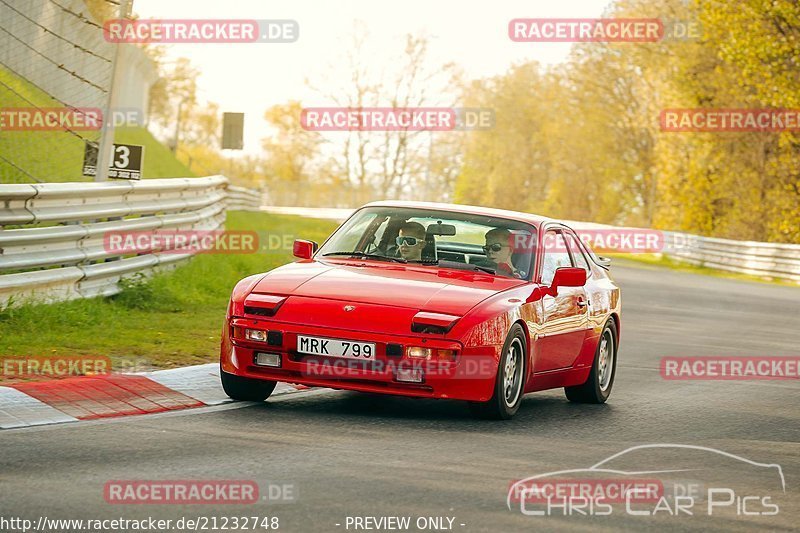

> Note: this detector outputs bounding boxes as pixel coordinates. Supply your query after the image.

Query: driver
[396,222,427,261]
[483,228,521,278]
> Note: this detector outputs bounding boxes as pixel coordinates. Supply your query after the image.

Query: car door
[562,229,597,356]
[533,228,589,372]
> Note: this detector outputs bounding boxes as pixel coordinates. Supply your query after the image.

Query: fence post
[95,0,133,182]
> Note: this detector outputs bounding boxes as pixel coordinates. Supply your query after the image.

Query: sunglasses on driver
[483,243,508,253]
[396,236,424,246]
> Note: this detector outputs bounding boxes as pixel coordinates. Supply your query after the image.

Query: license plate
[297,335,375,359]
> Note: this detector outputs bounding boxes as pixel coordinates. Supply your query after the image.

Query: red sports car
[220,202,621,419]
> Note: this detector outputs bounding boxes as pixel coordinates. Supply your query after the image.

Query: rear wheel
[468,324,527,420]
[565,320,617,403]
[220,368,277,401]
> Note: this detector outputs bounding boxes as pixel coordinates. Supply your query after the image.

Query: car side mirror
[595,255,612,269]
[547,267,587,295]
[293,239,318,259]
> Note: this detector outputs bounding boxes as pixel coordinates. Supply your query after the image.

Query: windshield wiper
[469,264,497,275]
[322,252,407,263]
[416,259,496,275]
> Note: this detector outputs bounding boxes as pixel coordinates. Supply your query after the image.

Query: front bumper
[220,316,500,402]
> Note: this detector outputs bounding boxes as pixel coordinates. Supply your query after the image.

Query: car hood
[250,259,525,316]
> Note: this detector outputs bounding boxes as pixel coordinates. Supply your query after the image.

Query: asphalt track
[1,261,798,532]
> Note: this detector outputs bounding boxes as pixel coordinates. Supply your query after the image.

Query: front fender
[449,284,543,398]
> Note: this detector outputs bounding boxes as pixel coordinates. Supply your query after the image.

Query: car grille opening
[411,323,448,334]
[244,306,277,317]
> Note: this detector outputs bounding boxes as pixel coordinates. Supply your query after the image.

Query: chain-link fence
[0,0,141,184]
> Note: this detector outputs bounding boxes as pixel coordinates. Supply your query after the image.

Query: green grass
[0,66,193,182]
[0,213,338,376]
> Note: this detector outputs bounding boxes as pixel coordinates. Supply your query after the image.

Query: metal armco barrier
[227,185,264,211]
[564,220,800,283]
[661,231,800,283]
[0,176,261,307]
[2,195,798,309]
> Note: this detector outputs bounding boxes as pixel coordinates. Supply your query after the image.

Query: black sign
[222,112,244,150]
[83,142,144,180]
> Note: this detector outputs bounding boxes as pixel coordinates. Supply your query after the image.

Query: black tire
[468,323,527,420]
[220,368,277,402]
[565,320,617,404]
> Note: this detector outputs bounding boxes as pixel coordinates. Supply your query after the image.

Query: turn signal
[407,347,433,359]
[245,329,268,342]
[436,349,457,362]
[406,347,457,361]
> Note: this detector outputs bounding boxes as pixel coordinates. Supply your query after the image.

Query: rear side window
[540,230,573,285]
[565,232,590,273]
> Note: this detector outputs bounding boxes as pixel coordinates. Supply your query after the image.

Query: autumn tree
[309,25,457,203]
[261,101,326,205]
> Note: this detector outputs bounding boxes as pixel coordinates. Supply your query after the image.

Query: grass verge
[0,212,338,376]
[0,66,193,182]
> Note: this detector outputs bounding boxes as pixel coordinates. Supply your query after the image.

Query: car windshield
[317,206,537,280]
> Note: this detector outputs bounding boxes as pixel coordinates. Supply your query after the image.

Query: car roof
[362,200,555,228]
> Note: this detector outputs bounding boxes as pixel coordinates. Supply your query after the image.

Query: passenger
[396,222,427,262]
[483,228,520,277]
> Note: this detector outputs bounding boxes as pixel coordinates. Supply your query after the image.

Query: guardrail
[661,231,800,283]
[0,176,261,308]
[560,218,800,282]
[227,185,263,211]
[2,195,797,309]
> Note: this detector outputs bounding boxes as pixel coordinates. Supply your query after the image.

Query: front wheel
[468,323,527,420]
[565,320,617,404]
[220,368,277,401]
